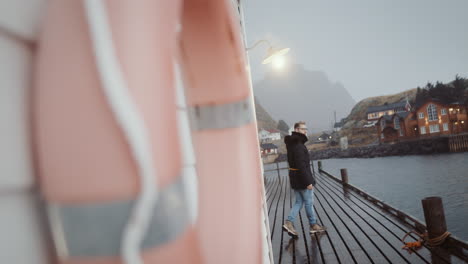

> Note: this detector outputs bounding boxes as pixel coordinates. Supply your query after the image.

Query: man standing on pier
[283,121,325,237]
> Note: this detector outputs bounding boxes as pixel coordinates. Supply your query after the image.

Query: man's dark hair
[294,121,306,129]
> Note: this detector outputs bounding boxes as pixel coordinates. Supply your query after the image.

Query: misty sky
[243,0,468,102]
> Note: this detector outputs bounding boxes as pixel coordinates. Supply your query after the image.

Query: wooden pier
[264,163,468,264]
[449,133,468,152]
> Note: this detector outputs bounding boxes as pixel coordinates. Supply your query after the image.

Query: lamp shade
[262,47,290,64]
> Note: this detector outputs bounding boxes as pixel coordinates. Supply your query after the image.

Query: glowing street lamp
[246,39,290,68]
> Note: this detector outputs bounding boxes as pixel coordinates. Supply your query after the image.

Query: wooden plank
[270,173,286,263]
[315,179,403,263]
[278,178,292,264]
[313,187,357,263]
[265,174,275,197]
[317,172,440,263]
[264,175,275,200]
[317,172,438,261]
[316,175,403,260]
[279,174,297,264]
[289,185,312,264]
[298,202,328,263]
[314,185,374,264]
[268,175,282,216]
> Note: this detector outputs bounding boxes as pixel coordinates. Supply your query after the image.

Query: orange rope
[426,231,451,247]
[401,231,424,252]
[401,230,451,253]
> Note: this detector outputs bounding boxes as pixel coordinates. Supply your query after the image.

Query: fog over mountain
[253,64,356,132]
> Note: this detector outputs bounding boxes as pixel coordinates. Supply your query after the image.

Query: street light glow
[272,55,285,70]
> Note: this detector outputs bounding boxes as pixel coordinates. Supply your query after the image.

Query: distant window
[427,104,438,121]
[441,108,447,115]
[443,123,449,131]
[418,112,424,119]
[394,118,400,129]
[420,126,426,134]
[429,124,440,133]
[399,129,404,136]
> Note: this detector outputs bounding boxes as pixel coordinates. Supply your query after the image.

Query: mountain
[253,64,355,132]
[254,96,278,131]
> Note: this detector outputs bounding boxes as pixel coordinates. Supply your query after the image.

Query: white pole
[237,1,274,263]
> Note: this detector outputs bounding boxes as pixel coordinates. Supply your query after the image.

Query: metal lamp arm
[246,39,272,51]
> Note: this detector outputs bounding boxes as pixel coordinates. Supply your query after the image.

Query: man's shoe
[310,224,326,233]
[282,221,298,238]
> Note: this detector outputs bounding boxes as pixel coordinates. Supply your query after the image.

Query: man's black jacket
[284,132,316,189]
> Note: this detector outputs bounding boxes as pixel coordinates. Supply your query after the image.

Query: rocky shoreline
[275,137,451,162]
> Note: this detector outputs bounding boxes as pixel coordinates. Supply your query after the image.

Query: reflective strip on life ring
[190,97,254,131]
[48,176,190,258]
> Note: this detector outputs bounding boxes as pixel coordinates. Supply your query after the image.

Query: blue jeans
[287,189,317,225]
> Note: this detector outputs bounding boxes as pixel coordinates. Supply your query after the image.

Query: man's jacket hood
[284,131,308,146]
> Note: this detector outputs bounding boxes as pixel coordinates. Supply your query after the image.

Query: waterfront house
[377,112,416,143]
[260,143,278,156]
[366,101,408,121]
[258,129,281,142]
[318,132,331,141]
[377,99,468,143]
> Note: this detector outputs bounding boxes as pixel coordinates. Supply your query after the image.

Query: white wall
[0,1,50,263]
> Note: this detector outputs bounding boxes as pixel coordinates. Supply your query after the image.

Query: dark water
[264,153,468,241]
[313,153,468,242]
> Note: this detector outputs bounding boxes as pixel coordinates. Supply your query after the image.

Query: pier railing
[318,167,468,261]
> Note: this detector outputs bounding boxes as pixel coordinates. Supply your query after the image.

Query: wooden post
[340,168,348,185]
[318,161,322,170]
[424,195,452,264]
[276,162,281,183]
[422,197,447,241]
[430,247,451,264]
